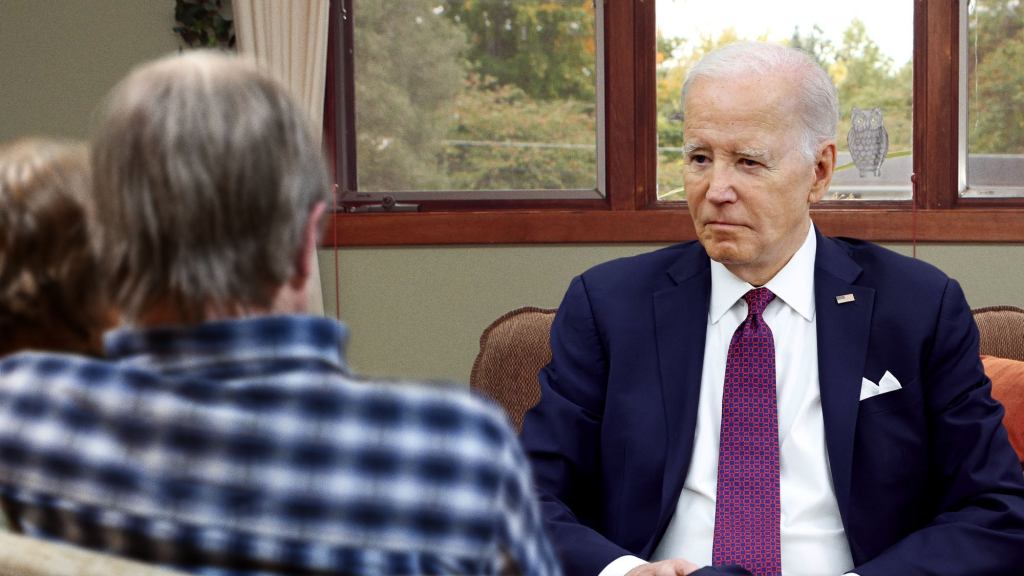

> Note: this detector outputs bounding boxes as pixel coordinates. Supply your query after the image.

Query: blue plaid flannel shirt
[0,315,560,575]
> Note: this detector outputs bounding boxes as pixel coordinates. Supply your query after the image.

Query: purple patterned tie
[712,287,781,576]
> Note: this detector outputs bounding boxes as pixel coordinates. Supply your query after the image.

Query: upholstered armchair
[0,531,188,576]
[471,305,1024,466]
[975,306,1024,464]
[471,307,556,432]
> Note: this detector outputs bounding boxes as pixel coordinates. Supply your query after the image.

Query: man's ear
[809,141,837,203]
[289,201,327,290]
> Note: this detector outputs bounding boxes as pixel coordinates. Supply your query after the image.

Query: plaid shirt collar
[102,314,350,374]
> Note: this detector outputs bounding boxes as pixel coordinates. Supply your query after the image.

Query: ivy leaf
[174,0,236,49]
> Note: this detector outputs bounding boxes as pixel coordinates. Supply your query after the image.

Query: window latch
[346,195,419,213]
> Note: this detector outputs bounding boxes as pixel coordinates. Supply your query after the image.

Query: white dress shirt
[601,227,858,576]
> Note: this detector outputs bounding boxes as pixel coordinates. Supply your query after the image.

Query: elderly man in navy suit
[520,41,1024,576]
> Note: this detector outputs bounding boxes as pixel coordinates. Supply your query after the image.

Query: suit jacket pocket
[858,381,922,415]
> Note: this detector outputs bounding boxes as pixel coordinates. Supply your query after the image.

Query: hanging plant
[173,0,236,49]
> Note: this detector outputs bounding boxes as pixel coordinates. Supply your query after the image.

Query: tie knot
[744,287,775,317]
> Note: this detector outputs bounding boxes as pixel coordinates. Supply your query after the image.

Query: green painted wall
[3,2,1022,385]
[0,0,178,142]
[322,243,1024,384]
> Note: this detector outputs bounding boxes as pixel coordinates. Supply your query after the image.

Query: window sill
[321,207,1024,247]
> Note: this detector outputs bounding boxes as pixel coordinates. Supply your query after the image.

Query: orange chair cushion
[982,354,1024,465]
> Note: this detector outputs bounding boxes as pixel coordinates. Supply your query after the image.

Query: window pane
[963,0,1024,198]
[352,0,600,195]
[655,0,913,202]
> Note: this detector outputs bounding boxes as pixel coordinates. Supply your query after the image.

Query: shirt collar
[709,225,817,324]
[103,314,350,373]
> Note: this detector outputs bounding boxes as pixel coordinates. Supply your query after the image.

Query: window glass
[352,0,600,195]
[655,0,913,201]
[963,0,1024,198]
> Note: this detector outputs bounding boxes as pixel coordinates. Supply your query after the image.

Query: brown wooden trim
[324,209,691,246]
[319,0,1024,248]
[811,208,1024,241]
[945,0,962,209]
[343,198,609,212]
[634,0,658,209]
[322,207,1024,246]
[605,0,637,211]
[912,0,926,209]
[914,0,959,210]
[332,0,357,193]
[323,0,339,180]
[957,196,1024,208]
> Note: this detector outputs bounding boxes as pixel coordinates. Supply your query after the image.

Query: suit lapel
[641,233,872,552]
[814,231,874,524]
[645,246,711,555]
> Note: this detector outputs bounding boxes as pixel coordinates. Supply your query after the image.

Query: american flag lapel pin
[835,293,856,304]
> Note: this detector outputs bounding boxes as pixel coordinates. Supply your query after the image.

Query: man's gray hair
[681,41,839,160]
[91,51,330,322]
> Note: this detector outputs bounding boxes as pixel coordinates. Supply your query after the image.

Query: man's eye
[739,158,761,168]
[688,154,709,165]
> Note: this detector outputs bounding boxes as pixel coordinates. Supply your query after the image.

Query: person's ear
[809,141,837,203]
[289,201,326,290]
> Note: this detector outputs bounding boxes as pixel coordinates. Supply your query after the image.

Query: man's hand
[625,559,700,576]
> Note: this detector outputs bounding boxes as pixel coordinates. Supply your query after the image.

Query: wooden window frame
[322,0,1024,247]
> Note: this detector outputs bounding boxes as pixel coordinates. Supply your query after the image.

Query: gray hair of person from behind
[681,41,839,160]
[90,51,330,323]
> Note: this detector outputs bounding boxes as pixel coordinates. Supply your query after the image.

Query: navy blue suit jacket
[520,230,1024,575]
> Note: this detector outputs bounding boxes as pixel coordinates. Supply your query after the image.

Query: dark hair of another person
[0,138,110,356]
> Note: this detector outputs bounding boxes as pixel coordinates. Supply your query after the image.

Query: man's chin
[700,240,751,266]
[709,253,747,266]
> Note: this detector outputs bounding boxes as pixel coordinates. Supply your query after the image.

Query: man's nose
[705,163,738,204]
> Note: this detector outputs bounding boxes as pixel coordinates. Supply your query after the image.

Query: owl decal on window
[847,107,889,178]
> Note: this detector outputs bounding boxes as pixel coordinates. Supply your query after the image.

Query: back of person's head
[91,51,330,323]
[0,138,110,356]
[682,41,839,160]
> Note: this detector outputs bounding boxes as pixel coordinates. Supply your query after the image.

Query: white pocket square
[860,370,902,401]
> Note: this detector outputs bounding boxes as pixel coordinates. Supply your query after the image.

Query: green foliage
[442,0,596,101]
[354,1,466,191]
[830,20,912,155]
[355,0,597,192]
[447,76,596,190]
[178,2,1022,195]
[789,25,836,70]
[655,53,685,198]
[968,0,1024,154]
[969,0,1024,52]
[173,0,235,49]
[969,28,1024,153]
[657,32,686,66]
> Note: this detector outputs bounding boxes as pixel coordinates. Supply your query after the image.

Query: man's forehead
[682,99,799,157]
[682,73,803,128]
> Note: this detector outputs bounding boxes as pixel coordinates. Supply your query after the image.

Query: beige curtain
[234,0,331,315]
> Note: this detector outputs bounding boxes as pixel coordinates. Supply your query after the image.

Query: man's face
[683,74,833,285]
